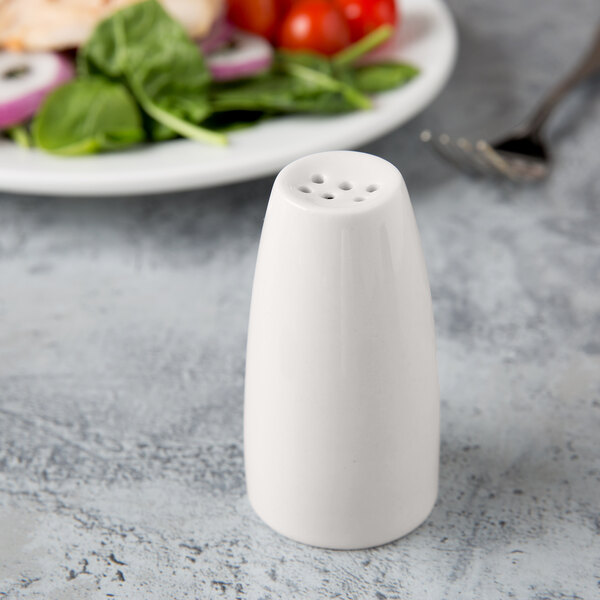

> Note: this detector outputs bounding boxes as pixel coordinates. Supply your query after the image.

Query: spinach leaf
[79,0,225,145]
[276,50,333,73]
[32,77,144,155]
[210,50,418,118]
[332,24,394,67]
[276,51,371,110]
[6,125,32,148]
[210,74,356,115]
[352,62,419,93]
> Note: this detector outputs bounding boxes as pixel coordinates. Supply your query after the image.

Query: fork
[422,23,600,183]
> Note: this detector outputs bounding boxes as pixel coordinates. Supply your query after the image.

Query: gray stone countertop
[1,0,599,598]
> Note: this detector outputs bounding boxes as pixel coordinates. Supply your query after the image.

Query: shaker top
[273,151,406,214]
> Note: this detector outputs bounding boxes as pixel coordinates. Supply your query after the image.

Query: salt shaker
[244,151,439,549]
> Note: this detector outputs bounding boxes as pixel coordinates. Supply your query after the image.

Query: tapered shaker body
[244,151,439,549]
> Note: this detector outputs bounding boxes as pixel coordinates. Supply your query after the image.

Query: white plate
[0,0,456,196]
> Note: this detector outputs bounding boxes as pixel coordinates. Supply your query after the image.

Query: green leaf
[332,24,395,67]
[275,50,333,74]
[6,125,32,148]
[32,77,144,155]
[275,51,371,111]
[79,0,226,145]
[351,62,419,93]
[210,74,357,115]
[283,62,371,110]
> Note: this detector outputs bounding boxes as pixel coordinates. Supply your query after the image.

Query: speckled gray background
[1,0,599,598]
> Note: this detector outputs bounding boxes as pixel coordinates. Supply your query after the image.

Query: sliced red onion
[0,52,73,129]
[207,30,273,81]
[198,17,235,55]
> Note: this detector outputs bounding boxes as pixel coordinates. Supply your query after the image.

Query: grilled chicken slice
[0,0,224,51]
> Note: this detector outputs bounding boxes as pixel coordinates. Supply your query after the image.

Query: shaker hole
[298,186,311,193]
[366,184,378,193]
[354,197,365,203]
[312,174,324,184]
[322,193,335,200]
[339,181,352,190]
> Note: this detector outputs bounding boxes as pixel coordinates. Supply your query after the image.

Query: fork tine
[422,129,550,183]
[455,137,495,176]
[474,140,522,182]
[421,131,480,177]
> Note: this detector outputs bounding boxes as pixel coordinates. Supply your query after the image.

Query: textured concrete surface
[1,0,599,598]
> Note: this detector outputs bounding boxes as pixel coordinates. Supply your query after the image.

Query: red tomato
[333,0,398,41]
[276,0,296,19]
[228,0,279,40]
[278,0,351,56]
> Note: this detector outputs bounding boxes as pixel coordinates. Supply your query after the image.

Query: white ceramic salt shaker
[244,151,439,550]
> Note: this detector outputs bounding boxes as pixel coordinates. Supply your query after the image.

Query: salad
[0,0,418,156]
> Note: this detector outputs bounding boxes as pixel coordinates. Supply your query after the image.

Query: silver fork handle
[526,23,600,135]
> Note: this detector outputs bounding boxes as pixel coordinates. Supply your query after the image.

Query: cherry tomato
[276,0,295,19]
[228,0,279,40]
[333,0,398,41]
[278,0,351,55]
